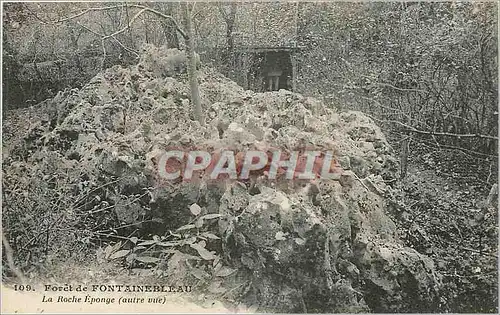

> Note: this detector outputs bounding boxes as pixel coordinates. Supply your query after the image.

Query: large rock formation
[3,45,440,312]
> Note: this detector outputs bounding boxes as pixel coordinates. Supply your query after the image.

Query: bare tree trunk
[2,231,27,284]
[220,4,237,59]
[220,3,237,76]
[182,2,203,124]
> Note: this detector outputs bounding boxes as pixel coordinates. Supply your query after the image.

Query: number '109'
[14,284,33,291]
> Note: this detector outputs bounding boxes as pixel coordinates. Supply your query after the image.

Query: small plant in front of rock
[97,203,237,292]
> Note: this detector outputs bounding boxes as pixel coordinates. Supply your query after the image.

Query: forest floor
[391,140,498,313]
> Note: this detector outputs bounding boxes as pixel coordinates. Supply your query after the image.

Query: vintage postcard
[1,1,498,313]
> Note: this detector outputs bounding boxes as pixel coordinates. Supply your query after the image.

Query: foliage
[295,2,497,155]
[96,203,235,292]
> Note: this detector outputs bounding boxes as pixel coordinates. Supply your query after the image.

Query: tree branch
[129,4,187,39]
[76,19,139,58]
[417,134,497,158]
[367,115,498,140]
[102,8,146,40]
[55,4,188,40]
[373,81,425,93]
[55,5,127,23]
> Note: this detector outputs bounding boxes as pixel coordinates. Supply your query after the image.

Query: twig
[100,37,107,69]
[417,136,497,158]
[370,81,426,93]
[485,183,498,208]
[21,211,65,250]
[367,114,498,140]
[102,9,146,40]
[441,270,498,278]
[55,4,187,39]
[130,4,187,39]
[97,219,159,234]
[110,37,140,58]
[440,239,497,258]
[92,231,145,242]
[73,178,120,208]
[76,22,140,58]
[55,5,128,23]
[486,162,494,185]
[83,191,149,217]
[351,172,370,191]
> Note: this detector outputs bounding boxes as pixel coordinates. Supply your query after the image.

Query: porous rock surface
[3,45,440,312]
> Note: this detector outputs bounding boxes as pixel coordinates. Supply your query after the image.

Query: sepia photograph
[1,0,498,313]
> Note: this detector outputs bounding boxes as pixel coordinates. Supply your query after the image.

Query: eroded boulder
[3,45,440,313]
